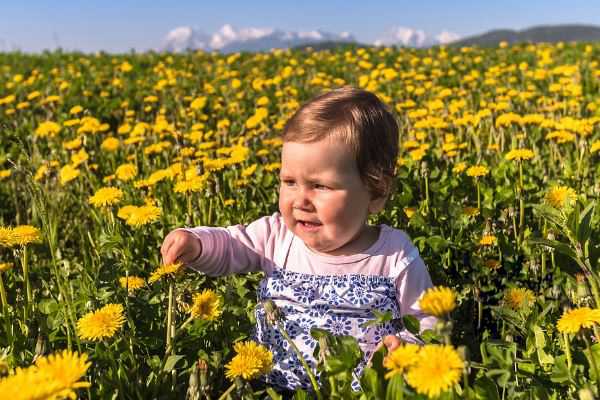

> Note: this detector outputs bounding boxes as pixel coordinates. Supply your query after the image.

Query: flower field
[0,41,600,399]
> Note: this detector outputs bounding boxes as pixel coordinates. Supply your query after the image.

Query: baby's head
[278,87,399,255]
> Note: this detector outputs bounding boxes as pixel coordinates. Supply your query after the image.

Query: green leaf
[533,325,554,365]
[163,355,185,372]
[293,390,309,400]
[550,355,570,383]
[266,387,283,400]
[385,374,404,400]
[473,376,500,400]
[402,315,420,335]
[426,235,448,252]
[585,343,600,380]
[360,368,384,399]
[361,310,394,328]
[38,298,58,315]
[533,204,566,228]
[577,201,595,244]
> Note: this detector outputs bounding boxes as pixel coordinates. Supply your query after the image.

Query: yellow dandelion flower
[59,164,80,185]
[383,343,420,378]
[545,186,577,209]
[463,206,479,216]
[0,262,13,272]
[62,137,82,150]
[148,262,184,284]
[557,307,600,334]
[69,105,83,114]
[0,227,13,247]
[225,341,273,380]
[70,148,89,167]
[505,148,535,161]
[117,205,138,220]
[125,205,161,227]
[404,207,416,219]
[119,276,145,292]
[11,225,41,246]
[34,350,91,394]
[88,187,123,208]
[466,165,489,177]
[242,164,258,178]
[35,121,61,138]
[189,289,222,320]
[0,350,91,400]
[115,163,137,181]
[479,234,497,246]
[0,170,10,180]
[101,137,120,152]
[405,345,464,398]
[174,175,207,194]
[452,162,467,174]
[504,287,535,310]
[419,286,457,318]
[77,303,125,341]
[591,140,600,154]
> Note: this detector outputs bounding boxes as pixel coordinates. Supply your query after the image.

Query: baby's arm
[395,257,437,333]
[161,214,280,276]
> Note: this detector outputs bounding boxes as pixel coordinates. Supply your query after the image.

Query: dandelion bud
[262,299,283,326]
[187,362,200,400]
[198,359,209,389]
[317,335,330,363]
[420,161,429,176]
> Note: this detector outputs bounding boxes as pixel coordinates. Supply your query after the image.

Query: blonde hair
[282,87,399,199]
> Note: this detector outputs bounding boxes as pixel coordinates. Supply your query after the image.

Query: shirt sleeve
[395,254,437,334]
[178,213,282,276]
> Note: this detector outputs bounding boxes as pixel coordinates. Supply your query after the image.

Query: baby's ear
[368,193,388,214]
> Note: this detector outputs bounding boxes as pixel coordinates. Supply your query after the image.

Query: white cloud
[435,30,461,44]
[210,24,274,49]
[161,24,355,53]
[374,26,461,47]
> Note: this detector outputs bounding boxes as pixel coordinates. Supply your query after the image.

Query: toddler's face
[279,138,381,255]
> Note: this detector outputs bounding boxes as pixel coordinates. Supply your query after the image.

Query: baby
[161,87,435,390]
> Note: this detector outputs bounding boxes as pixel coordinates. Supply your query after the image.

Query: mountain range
[160,24,458,53]
[161,24,600,53]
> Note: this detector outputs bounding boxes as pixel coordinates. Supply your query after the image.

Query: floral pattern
[254,268,402,390]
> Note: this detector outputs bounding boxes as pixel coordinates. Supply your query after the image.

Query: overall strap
[389,245,420,280]
[273,230,295,270]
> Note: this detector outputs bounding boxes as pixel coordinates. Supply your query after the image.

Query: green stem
[0,273,7,310]
[476,181,481,212]
[21,246,31,321]
[563,333,572,378]
[587,273,600,309]
[583,333,600,394]
[166,281,174,355]
[216,383,236,400]
[276,321,322,400]
[424,174,430,215]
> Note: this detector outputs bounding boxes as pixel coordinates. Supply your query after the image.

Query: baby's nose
[292,188,314,210]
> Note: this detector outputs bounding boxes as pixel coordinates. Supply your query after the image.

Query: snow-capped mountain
[160,24,355,53]
[373,26,461,48]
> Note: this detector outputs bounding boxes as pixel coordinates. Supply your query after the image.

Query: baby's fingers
[162,241,184,265]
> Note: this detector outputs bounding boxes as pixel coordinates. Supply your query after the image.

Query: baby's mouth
[297,220,322,228]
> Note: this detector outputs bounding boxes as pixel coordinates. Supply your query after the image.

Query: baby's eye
[281,179,296,187]
[314,183,330,190]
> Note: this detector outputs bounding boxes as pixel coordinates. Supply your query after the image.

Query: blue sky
[2,0,600,52]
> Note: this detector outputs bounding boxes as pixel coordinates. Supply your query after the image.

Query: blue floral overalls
[253,233,418,391]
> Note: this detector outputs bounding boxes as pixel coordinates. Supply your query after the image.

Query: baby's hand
[382,335,402,353]
[368,335,403,366]
[160,230,202,266]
